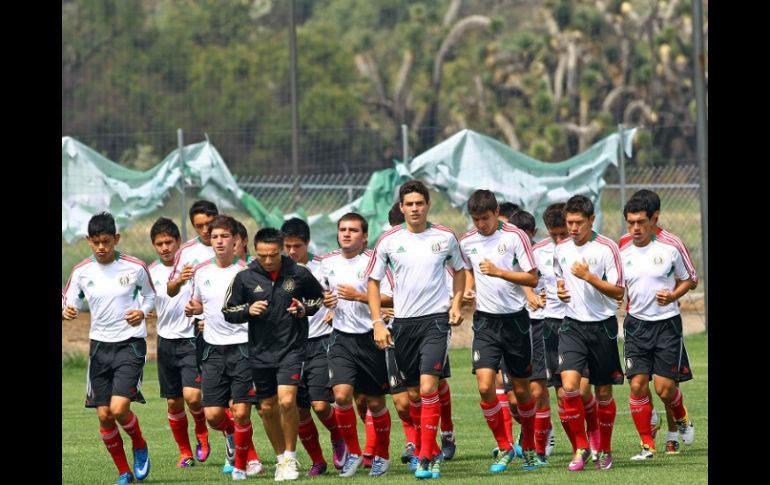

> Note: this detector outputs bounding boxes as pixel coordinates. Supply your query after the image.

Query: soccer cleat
[630,443,655,461]
[231,468,247,481]
[196,437,211,462]
[305,462,327,477]
[491,446,500,458]
[535,452,549,466]
[514,432,524,458]
[490,448,514,473]
[650,412,661,440]
[115,472,135,485]
[430,456,442,478]
[339,453,363,478]
[665,440,681,455]
[596,451,613,470]
[225,433,236,466]
[567,448,591,472]
[223,462,235,474]
[408,455,420,472]
[588,430,600,461]
[415,458,433,479]
[401,442,415,464]
[545,427,556,457]
[676,410,695,445]
[247,459,265,476]
[332,439,348,470]
[133,445,151,481]
[441,431,457,460]
[176,456,195,468]
[282,457,300,481]
[369,456,390,477]
[362,454,373,469]
[521,449,539,470]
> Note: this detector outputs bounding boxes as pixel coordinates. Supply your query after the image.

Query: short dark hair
[338,212,368,234]
[150,217,180,242]
[399,179,430,203]
[281,217,310,243]
[208,214,237,235]
[255,227,283,247]
[623,196,656,219]
[88,212,117,237]
[235,220,248,242]
[188,199,219,222]
[542,202,566,229]
[510,210,536,233]
[498,202,521,220]
[630,189,661,212]
[467,189,499,216]
[388,202,405,226]
[564,195,594,218]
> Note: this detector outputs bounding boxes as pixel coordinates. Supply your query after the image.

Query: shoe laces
[371,457,385,474]
[284,457,299,471]
[342,454,359,472]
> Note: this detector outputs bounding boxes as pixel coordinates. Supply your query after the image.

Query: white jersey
[620,227,698,285]
[620,236,690,321]
[149,261,193,338]
[302,254,332,339]
[191,258,249,346]
[63,252,156,342]
[366,223,469,319]
[168,237,215,324]
[531,239,567,319]
[553,232,623,321]
[320,249,375,334]
[460,222,535,314]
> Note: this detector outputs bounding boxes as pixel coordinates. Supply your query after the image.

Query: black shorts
[200,342,254,407]
[85,338,147,408]
[542,317,563,388]
[529,318,547,381]
[392,313,451,388]
[623,314,693,382]
[157,336,201,398]
[328,330,390,397]
[471,310,532,379]
[297,334,333,408]
[194,321,204,371]
[251,350,305,402]
[557,316,624,386]
[385,345,407,395]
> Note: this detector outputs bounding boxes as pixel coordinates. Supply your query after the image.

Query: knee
[477,382,496,398]
[629,381,648,398]
[311,401,329,415]
[278,394,297,411]
[594,386,613,402]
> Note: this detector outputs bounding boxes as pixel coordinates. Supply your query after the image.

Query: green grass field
[62,333,707,484]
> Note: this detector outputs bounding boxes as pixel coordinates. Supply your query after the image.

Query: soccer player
[459,190,539,473]
[62,212,155,485]
[620,193,696,460]
[281,218,347,476]
[147,217,209,468]
[366,180,468,479]
[223,228,325,481]
[554,195,625,471]
[320,213,393,477]
[234,220,253,263]
[497,202,521,222]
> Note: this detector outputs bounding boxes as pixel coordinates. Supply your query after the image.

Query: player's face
[625,211,655,246]
[338,219,367,253]
[400,192,429,227]
[210,227,235,259]
[565,212,594,245]
[192,213,215,245]
[233,234,248,259]
[547,225,569,244]
[256,242,283,272]
[284,237,309,264]
[87,233,120,264]
[152,233,180,265]
[471,209,500,236]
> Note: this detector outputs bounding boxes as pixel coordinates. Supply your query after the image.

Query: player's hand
[571,258,590,280]
[337,284,360,302]
[323,311,334,326]
[179,263,194,282]
[146,309,157,319]
[381,308,395,323]
[184,299,203,317]
[461,288,476,306]
[527,290,545,311]
[124,310,145,326]
[655,289,676,306]
[373,321,393,349]
[287,298,306,318]
[197,319,205,331]
[249,300,269,316]
[539,288,547,307]
[323,290,338,309]
[557,279,571,303]
[479,259,499,277]
[448,306,464,326]
[62,305,78,321]
[615,294,624,309]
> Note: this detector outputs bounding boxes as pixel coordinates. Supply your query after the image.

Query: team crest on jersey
[653,255,663,265]
[431,242,441,253]
[587,257,598,266]
[118,273,132,287]
[253,284,264,293]
[357,270,366,281]
[282,278,295,293]
[497,243,507,254]
[473,350,480,362]
[204,279,211,286]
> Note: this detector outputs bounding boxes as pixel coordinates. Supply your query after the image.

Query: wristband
[372,319,384,326]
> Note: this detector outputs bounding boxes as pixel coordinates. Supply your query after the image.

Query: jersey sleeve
[136,264,156,315]
[365,235,388,281]
[553,246,564,280]
[512,233,535,273]
[62,266,85,310]
[448,233,470,271]
[222,271,250,323]
[671,247,691,281]
[603,241,624,287]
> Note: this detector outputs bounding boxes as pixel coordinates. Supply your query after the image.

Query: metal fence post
[177,128,187,241]
[401,124,409,164]
[618,124,626,230]
[693,0,708,333]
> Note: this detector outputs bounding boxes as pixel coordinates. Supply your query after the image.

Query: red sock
[168,410,193,457]
[189,407,209,442]
[364,411,377,456]
[562,391,589,450]
[534,407,552,454]
[210,414,234,435]
[118,411,146,449]
[335,404,362,456]
[399,410,417,445]
[233,422,253,470]
[438,380,453,433]
[558,404,577,453]
[666,388,687,421]
[497,391,514,444]
[419,392,441,460]
[480,400,511,451]
[629,394,655,448]
[100,425,130,474]
[517,399,536,451]
[408,400,423,457]
[299,416,326,464]
[247,439,259,462]
[583,394,599,450]
[318,407,343,443]
[510,402,522,425]
[371,407,391,459]
[597,398,616,453]
[223,408,236,435]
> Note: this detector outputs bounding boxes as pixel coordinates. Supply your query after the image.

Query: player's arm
[222,272,251,323]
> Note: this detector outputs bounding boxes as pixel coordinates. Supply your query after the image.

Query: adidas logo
[87,280,95,287]
[204,279,211,286]
[396,246,406,253]
[253,284,264,293]
[470,248,478,254]
[625,260,633,266]
[329,270,335,277]
[560,257,566,264]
